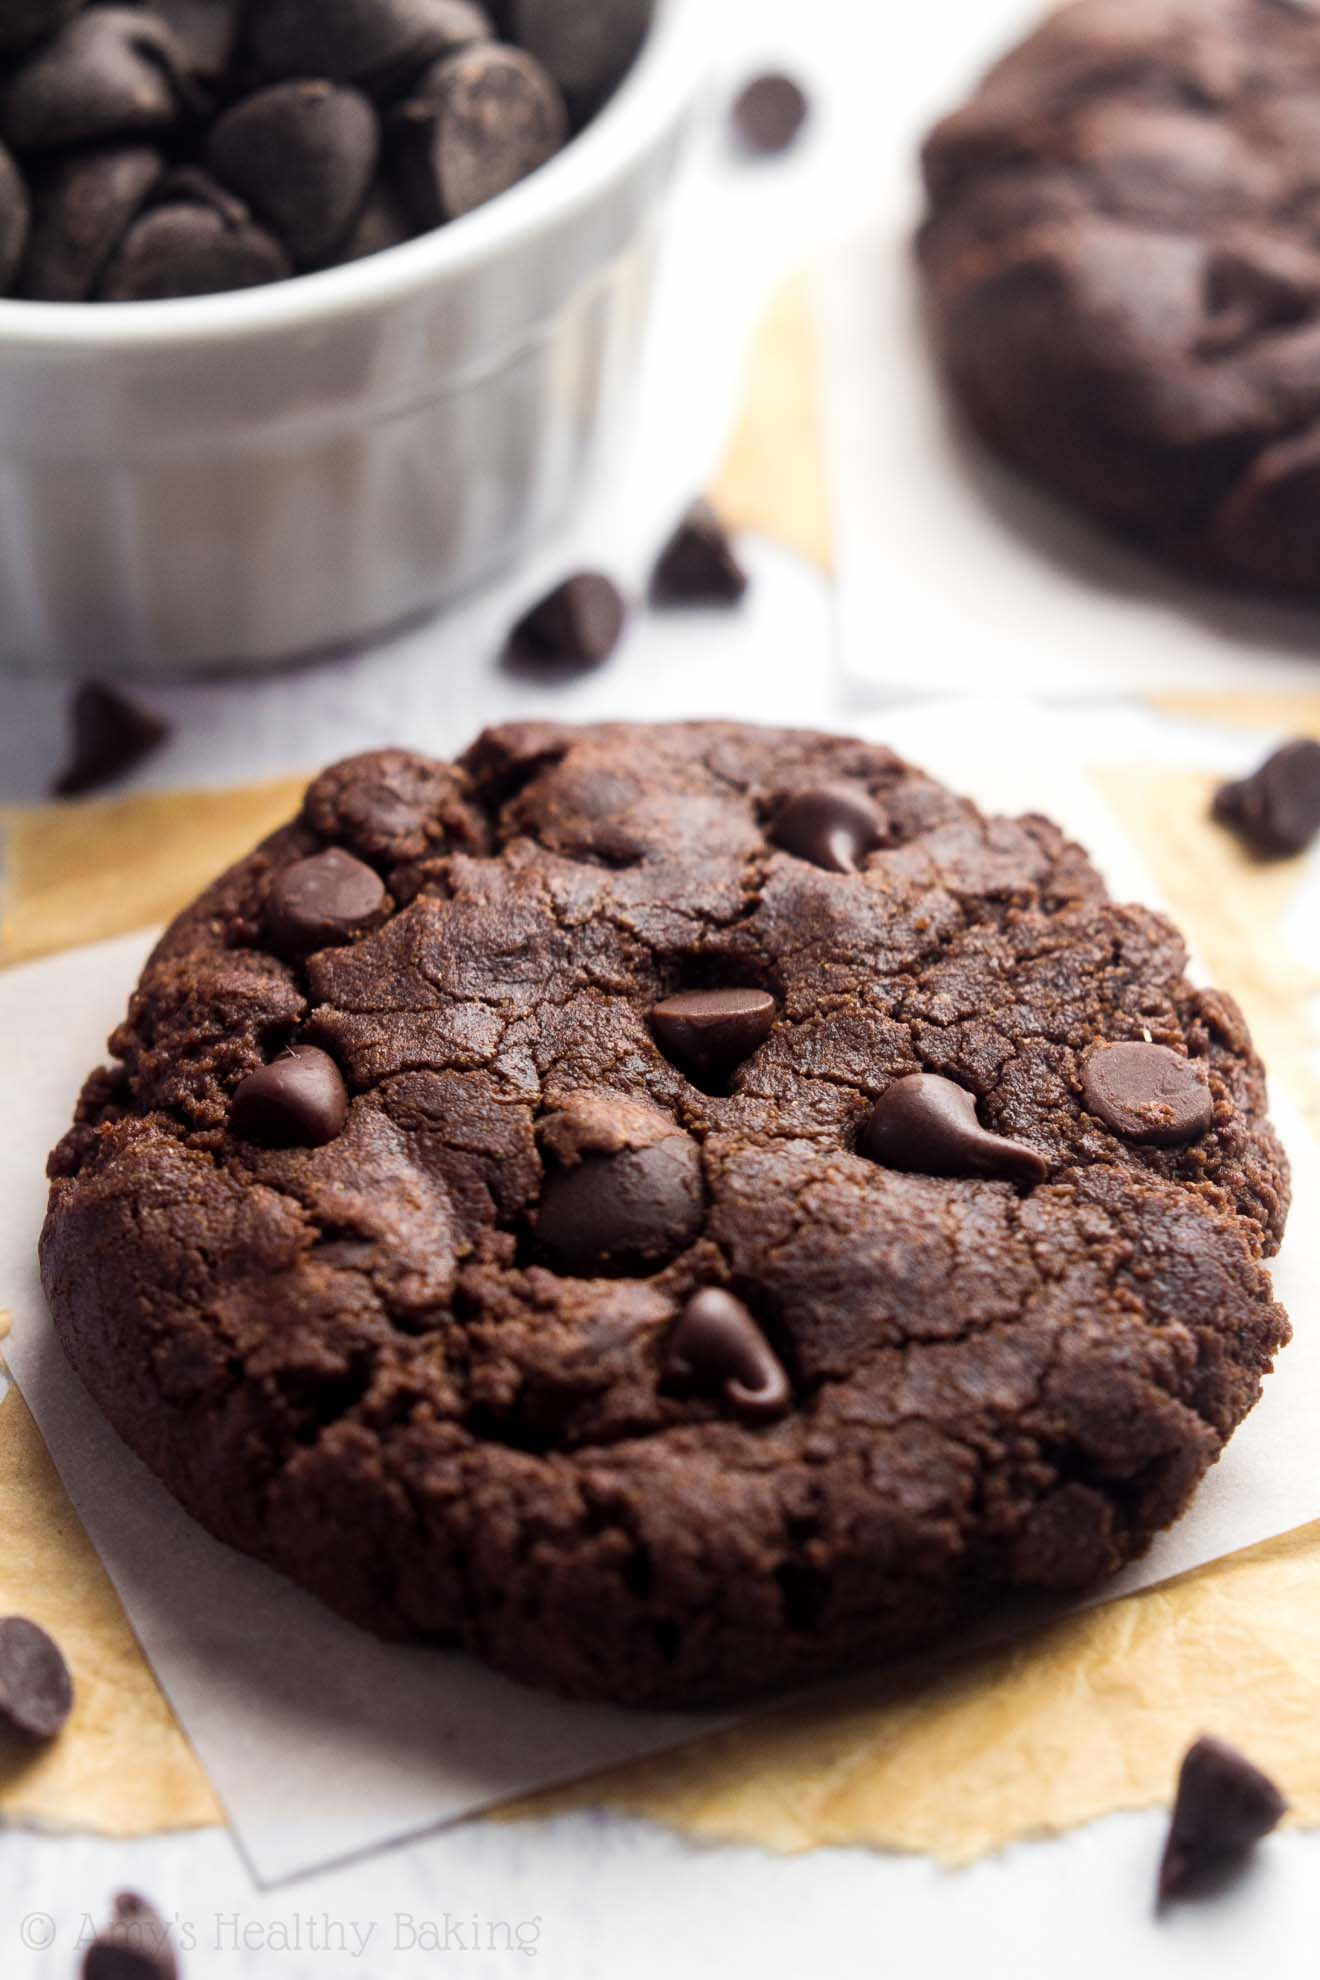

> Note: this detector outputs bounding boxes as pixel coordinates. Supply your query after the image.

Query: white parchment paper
[1,710,1316,1888]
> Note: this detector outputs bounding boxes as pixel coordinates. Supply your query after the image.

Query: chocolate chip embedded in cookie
[230,1046,349,1148]
[1081,1043,1213,1148]
[535,1091,704,1275]
[917,0,1320,600]
[40,723,1292,1708]
[862,1074,1047,1182]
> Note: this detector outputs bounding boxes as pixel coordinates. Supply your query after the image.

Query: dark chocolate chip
[1082,1043,1213,1148]
[537,1102,704,1275]
[250,0,492,89]
[52,684,169,799]
[100,179,292,301]
[1212,738,1320,860]
[83,1893,179,1980]
[662,1289,791,1422]
[732,73,810,155]
[0,10,196,152]
[0,141,30,294]
[330,177,413,264]
[267,848,387,959]
[651,988,777,1078]
[21,145,162,303]
[509,572,628,669]
[0,1616,73,1741]
[231,1045,349,1148]
[0,0,84,55]
[771,783,886,874]
[862,1073,1048,1182]
[152,0,243,84]
[509,0,651,123]
[396,42,568,225]
[1159,1735,1287,1905]
[649,500,749,606]
[207,81,380,266]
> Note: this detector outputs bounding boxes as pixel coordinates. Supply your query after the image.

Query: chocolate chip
[231,1045,349,1148]
[83,1892,178,1980]
[330,177,413,263]
[21,145,162,303]
[537,1094,704,1275]
[396,42,568,225]
[508,0,651,123]
[651,988,777,1078]
[1212,738,1320,860]
[732,73,810,155]
[662,1289,791,1422]
[649,500,749,606]
[207,81,380,266]
[0,141,30,294]
[771,784,886,874]
[1082,1043,1213,1147]
[267,848,387,959]
[0,10,196,152]
[508,572,628,670]
[152,0,242,84]
[862,1074,1049,1183]
[0,0,84,56]
[250,0,492,90]
[1159,1735,1287,1905]
[0,1616,74,1741]
[100,177,292,301]
[52,684,169,799]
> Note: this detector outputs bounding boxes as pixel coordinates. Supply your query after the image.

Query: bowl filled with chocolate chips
[0,0,698,675]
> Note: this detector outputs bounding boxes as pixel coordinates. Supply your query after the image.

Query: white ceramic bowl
[0,0,700,678]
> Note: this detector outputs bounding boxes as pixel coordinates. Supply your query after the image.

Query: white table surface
[3,4,1318,1973]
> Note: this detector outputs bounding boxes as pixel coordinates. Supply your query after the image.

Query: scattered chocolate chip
[0,10,196,152]
[1159,1735,1287,1905]
[649,500,749,606]
[0,141,31,293]
[1212,738,1320,860]
[83,1892,178,1980]
[508,572,628,670]
[0,1615,74,1741]
[862,1073,1049,1183]
[52,684,169,799]
[509,0,651,123]
[537,1093,704,1275]
[771,783,886,874]
[100,178,292,301]
[266,848,387,959]
[651,988,777,1079]
[0,0,84,55]
[1082,1043,1213,1148]
[663,1289,791,1421]
[231,1045,349,1148]
[396,42,568,225]
[732,72,810,155]
[207,81,381,267]
[250,0,492,89]
[21,145,162,302]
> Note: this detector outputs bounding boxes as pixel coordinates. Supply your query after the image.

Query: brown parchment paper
[4,283,1320,1861]
[0,1380,222,1835]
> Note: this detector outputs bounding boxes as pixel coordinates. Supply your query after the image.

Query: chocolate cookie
[918,0,1320,600]
[42,723,1291,1707]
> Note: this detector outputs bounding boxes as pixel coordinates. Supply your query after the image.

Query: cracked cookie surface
[41,722,1291,1705]
[919,0,1320,599]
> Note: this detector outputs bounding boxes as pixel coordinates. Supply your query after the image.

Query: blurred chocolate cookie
[919,0,1320,600]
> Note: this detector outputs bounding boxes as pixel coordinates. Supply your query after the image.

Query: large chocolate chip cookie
[41,723,1291,1705]
[919,0,1320,600]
